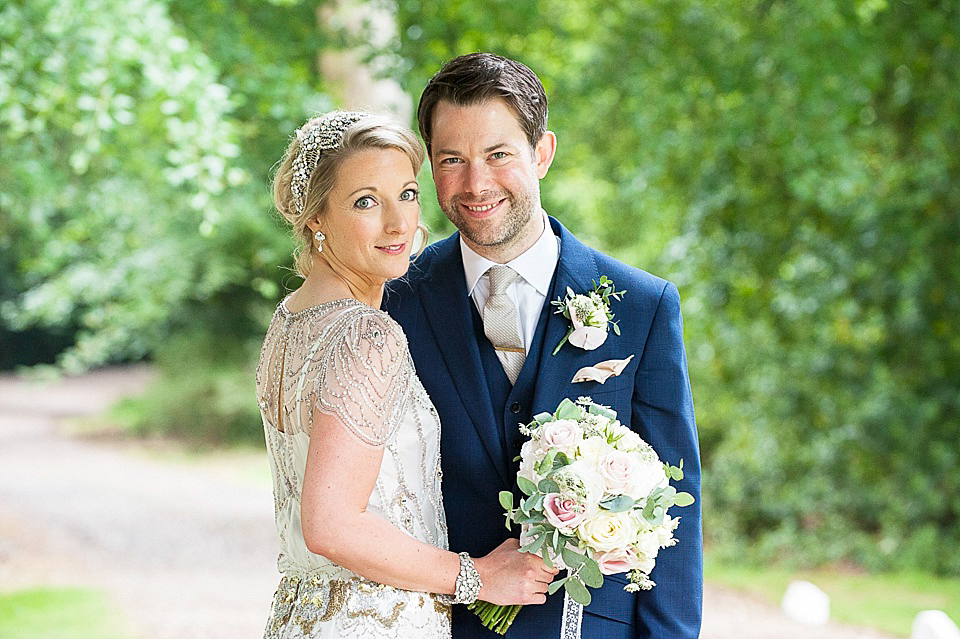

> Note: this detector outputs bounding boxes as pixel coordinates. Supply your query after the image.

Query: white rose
[577,435,610,464]
[518,439,542,484]
[577,511,640,552]
[624,457,669,500]
[634,528,662,559]
[612,428,644,453]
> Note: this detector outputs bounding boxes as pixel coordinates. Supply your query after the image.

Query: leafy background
[2,0,957,575]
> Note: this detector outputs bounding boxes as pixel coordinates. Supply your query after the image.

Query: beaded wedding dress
[256,297,452,639]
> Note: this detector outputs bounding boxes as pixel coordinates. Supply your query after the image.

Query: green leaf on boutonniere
[499,491,514,511]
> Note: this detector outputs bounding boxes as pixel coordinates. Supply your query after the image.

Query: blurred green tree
[390,0,960,572]
[0,0,325,372]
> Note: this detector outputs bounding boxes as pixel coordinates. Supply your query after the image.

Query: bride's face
[310,147,420,283]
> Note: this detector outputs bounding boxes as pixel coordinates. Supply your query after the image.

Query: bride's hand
[472,538,559,605]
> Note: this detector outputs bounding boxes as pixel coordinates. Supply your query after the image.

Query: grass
[0,587,131,639]
[705,556,960,637]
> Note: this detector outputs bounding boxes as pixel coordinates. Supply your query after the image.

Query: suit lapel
[532,218,603,414]
[418,236,510,485]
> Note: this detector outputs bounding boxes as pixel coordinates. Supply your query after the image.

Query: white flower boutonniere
[551,276,625,355]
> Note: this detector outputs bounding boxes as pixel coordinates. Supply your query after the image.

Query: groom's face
[429,98,551,259]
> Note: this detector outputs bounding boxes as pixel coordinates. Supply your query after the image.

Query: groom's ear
[534,131,557,179]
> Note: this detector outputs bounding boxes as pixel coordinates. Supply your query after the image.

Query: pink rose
[543,493,589,533]
[539,419,582,453]
[598,450,640,495]
[594,547,640,576]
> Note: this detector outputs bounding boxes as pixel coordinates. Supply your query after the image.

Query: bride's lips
[376,242,407,255]
[458,198,506,219]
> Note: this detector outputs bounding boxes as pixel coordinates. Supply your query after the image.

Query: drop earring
[314,230,326,253]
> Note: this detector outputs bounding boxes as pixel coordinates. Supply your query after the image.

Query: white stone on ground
[911,610,960,639]
[781,579,830,626]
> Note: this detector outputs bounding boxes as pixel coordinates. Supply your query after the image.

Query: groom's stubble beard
[441,186,539,251]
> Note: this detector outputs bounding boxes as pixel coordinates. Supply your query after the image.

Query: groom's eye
[491,151,508,160]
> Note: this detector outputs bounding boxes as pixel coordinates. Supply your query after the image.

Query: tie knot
[487,265,518,296]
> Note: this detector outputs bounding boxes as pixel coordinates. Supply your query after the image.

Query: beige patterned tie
[482,265,525,384]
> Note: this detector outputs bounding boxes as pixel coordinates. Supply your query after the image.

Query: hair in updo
[272,113,426,277]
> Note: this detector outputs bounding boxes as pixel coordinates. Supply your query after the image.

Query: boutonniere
[551,276,625,355]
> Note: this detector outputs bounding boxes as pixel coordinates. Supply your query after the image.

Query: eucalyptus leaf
[561,546,587,568]
[539,545,554,569]
[600,495,635,512]
[674,491,695,507]
[564,578,591,606]
[517,476,537,496]
[499,491,514,511]
[538,478,560,494]
[587,403,617,420]
[554,399,582,420]
[579,559,604,588]
[532,412,553,425]
[547,577,567,595]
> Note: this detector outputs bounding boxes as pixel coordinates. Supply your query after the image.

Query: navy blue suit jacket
[384,217,702,638]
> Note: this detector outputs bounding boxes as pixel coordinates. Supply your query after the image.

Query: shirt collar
[460,213,560,297]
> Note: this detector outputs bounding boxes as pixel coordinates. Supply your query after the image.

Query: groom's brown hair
[417,52,548,156]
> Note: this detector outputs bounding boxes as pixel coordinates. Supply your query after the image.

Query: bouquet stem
[467,601,523,635]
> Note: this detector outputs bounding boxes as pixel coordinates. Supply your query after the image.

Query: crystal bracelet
[450,552,482,604]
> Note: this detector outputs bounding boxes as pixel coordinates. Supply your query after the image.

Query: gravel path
[0,366,899,638]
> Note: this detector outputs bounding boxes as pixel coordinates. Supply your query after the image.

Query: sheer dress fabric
[256,298,451,639]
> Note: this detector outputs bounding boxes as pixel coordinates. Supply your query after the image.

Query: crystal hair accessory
[290,111,370,216]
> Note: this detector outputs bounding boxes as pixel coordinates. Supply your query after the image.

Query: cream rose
[577,510,639,552]
[538,419,582,454]
[597,449,641,495]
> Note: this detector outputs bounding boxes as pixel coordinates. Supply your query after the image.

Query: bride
[256,111,556,638]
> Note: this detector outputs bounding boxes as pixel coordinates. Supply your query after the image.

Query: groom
[385,53,702,638]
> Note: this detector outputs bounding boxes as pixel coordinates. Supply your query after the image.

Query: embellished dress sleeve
[312,309,413,448]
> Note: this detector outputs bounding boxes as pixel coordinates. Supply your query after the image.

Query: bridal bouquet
[468,397,694,634]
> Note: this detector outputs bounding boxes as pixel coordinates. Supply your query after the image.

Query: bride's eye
[400,188,419,202]
[354,195,377,210]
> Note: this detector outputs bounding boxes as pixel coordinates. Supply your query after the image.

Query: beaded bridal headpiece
[290,111,370,216]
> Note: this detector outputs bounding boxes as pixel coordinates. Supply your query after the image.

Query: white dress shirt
[461,215,560,352]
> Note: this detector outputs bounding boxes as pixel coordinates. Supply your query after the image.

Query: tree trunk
[317,0,412,124]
